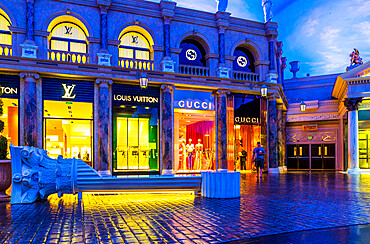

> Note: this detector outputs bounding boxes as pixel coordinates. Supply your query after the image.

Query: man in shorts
[253,142,266,178]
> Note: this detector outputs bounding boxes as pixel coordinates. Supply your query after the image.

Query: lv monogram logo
[131,35,139,44]
[64,26,73,35]
[62,84,76,99]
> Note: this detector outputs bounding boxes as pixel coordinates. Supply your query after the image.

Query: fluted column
[344,97,362,174]
[161,84,175,175]
[97,5,112,66]
[268,97,279,173]
[19,73,40,147]
[214,89,230,171]
[21,0,38,58]
[96,79,113,175]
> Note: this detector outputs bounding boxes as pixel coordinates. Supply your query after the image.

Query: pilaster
[161,84,175,175]
[21,0,38,58]
[268,96,279,173]
[95,79,113,176]
[19,73,41,148]
[214,89,230,171]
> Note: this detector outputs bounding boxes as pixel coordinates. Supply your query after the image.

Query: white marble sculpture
[215,0,228,12]
[262,0,273,22]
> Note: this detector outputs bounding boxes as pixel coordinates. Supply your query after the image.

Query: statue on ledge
[215,0,228,12]
[262,0,273,22]
[350,49,363,66]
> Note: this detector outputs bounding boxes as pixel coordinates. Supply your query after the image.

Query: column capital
[344,97,362,111]
[160,0,176,19]
[277,103,283,109]
[161,84,175,93]
[163,16,172,25]
[19,73,39,79]
[99,5,109,15]
[214,89,230,96]
[96,79,113,86]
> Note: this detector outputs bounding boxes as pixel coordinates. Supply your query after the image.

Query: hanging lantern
[139,72,148,89]
[260,84,268,97]
[300,101,306,112]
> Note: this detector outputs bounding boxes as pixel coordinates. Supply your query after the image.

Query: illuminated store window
[0,98,18,154]
[44,101,93,165]
[227,95,261,171]
[233,47,255,73]
[0,13,12,56]
[358,108,370,169]
[118,29,154,70]
[48,22,88,64]
[174,90,215,173]
[112,84,159,174]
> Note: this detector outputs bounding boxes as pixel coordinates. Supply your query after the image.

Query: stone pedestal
[161,85,175,175]
[266,72,278,84]
[96,79,112,175]
[216,66,230,78]
[268,98,279,172]
[344,98,362,174]
[201,171,240,198]
[161,57,175,73]
[214,89,230,170]
[21,41,38,59]
[97,52,112,66]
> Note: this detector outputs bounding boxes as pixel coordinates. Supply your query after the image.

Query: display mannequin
[186,138,195,170]
[179,139,187,170]
[204,148,213,170]
[195,139,204,170]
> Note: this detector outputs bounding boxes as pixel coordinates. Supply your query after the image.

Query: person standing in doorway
[253,142,266,178]
[239,147,247,171]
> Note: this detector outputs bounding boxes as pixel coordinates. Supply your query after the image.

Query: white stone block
[201,171,240,198]
[21,43,38,59]
[161,57,175,73]
[97,52,112,66]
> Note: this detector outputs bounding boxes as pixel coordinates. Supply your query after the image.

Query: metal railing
[0,44,12,56]
[118,57,154,71]
[179,65,210,76]
[233,71,259,82]
[48,50,89,64]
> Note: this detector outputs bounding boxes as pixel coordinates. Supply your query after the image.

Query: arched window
[179,40,206,67]
[48,22,88,64]
[233,47,255,73]
[118,28,154,70]
[0,13,12,56]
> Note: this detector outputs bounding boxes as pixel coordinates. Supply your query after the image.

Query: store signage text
[178,100,213,110]
[62,84,76,99]
[235,117,259,124]
[1,86,17,95]
[113,95,159,103]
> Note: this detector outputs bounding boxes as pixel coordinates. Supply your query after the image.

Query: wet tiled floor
[1,172,370,243]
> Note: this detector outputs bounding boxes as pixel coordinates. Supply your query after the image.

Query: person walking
[253,142,266,178]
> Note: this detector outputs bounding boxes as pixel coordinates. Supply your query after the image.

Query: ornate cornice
[344,97,362,111]
[286,113,339,122]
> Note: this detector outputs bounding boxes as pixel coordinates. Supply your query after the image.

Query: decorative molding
[359,103,370,109]
[96,79,113,86]
[287,130,337,143]
[161,84,175,93]
[344,97,362,111]
[19,73,39,79]
[286,113,339,122]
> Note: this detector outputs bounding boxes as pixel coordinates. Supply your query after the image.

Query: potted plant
[0,88,11,202]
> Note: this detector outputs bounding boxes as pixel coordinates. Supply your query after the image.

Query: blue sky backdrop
[149,0,370,78]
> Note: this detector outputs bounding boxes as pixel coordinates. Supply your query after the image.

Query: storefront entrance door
[311,144,335,169]
[287,144,309,169]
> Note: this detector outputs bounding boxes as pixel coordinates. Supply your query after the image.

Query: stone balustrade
[118,57,154,71]
[233,71,259,82]
[48,50,89,64]
[0,44,12,56]
[179,64,210,76]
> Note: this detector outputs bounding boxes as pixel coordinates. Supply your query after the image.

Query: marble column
[269,41,275,71]
[161,85,175,175]
[344,97,362,174]
[215,89,230,171]
[216,11,230,78]
[96,79,112,176]
[19,73,40,147]
[268,97,279,173]
[338,116,344,171]
[282,110,287,171]
[160,0,176,72]
[21,0,38,58]
[97,5,112,66]
[260,98,268,168]
[277,103,283,169]
[266,36,278,84]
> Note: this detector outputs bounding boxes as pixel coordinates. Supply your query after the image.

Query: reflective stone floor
[1,172,370,243]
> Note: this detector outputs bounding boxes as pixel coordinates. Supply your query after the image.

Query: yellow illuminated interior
[0,98,18,156]
[44,101,93,163]
[116,117,154,170]
[47,15,89,37]
[0,14,11,46]
[49,22,87,54]
[174,109,215,172]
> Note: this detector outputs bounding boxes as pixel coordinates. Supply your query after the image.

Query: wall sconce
[139,72,148,89]
[260,84,268,97]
